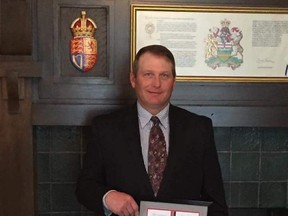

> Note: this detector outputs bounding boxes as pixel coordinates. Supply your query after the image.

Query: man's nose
[152,76,161,87]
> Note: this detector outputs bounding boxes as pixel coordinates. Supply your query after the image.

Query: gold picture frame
[130,4,288,82]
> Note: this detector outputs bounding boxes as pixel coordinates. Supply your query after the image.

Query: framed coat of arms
[131,4,288,82]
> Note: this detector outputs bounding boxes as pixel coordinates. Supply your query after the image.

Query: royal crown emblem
[70,11,97,72]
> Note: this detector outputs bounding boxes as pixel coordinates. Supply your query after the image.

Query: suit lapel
[158,105,184,196]
[167,105,183,159]
[122,104,154,196]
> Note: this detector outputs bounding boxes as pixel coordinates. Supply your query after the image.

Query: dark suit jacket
[76,103,228,216]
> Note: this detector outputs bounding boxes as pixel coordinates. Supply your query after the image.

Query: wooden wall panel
[0,0,32,55]
[0,79,35,216]
[60,7,108,78]
[36,0,121,100]
[32,0,288,127]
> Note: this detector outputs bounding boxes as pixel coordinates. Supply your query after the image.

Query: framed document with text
[130,4,288,82]
[140,201,212,216]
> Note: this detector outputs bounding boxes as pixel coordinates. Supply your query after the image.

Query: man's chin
[148,102,168,109]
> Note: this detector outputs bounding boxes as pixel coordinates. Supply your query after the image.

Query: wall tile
[34,126,51,152]
[231,153,260,181]
[214,127,231,151]
[38,183,51,212]
[223,183,231,207]
[51,126,81,152]
[229,208,267,216]
[51,153,81,182]
[82,126,92,153]
[37,153,50,182]
[51,183,81,211]
[260,182,287,208]
[230,183,259,207]
[261,128,288,151]
[231,128,260,151]
[260,153,288,181]
[218,153,230,181]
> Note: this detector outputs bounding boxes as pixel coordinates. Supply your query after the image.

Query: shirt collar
[137,101,169,129]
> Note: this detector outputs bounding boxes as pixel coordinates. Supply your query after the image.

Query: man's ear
[173,78,176,89]
[130,72,136,88]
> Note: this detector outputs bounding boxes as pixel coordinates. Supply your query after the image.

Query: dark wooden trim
[0,62,42,78]
[32,104,288,127]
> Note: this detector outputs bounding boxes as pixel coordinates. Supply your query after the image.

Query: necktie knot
[151,116,160,126]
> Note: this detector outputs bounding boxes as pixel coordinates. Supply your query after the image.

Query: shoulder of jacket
[170,104,212,123]
[91,105,136,125]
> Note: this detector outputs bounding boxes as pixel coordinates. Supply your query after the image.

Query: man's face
[130,52,176,115]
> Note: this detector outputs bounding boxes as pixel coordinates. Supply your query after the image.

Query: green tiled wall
[35,126,288,215]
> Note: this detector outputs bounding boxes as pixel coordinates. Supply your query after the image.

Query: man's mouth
[149,91,161,95]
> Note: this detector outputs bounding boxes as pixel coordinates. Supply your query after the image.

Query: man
[76,45,228,216]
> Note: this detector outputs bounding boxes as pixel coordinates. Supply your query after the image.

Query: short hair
[132,45,176,77]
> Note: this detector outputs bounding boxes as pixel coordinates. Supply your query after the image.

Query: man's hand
[105,191,139,216]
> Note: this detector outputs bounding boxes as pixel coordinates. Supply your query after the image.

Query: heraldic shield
[70,11,97,72]
[205,19,243,70]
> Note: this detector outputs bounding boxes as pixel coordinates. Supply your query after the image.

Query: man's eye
[161,74,169,79]
[144,73,152,77]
